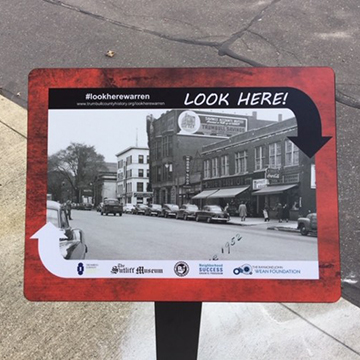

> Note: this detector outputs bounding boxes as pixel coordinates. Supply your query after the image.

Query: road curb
[267,226,299,233]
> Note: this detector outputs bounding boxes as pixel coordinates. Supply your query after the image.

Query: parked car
[297,213,317,236]
[123,203,135,214]
[145,204,163,216]
[46,200,87,259]
[176,204,199,220]
[84,203,93,211]
[132,204,148,215]
[195,205,230,224]
[161,204,179,218]
[100,198,123,216]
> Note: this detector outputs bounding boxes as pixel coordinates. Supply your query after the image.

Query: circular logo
[178,111,201,135]
[174,261,190,277]
[233,264,253,276]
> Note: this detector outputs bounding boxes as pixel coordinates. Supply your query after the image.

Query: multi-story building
[198,117,316,219]
[115,147,151,205]
[147,109,275,205]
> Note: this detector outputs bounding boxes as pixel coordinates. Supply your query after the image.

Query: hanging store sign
[266,168,281,179]
[184,155,192,186]
[253,179,269,190]
[25,67,339,303]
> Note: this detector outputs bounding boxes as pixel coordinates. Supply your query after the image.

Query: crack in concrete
[218,0,283,55]
[106,1,208,36]
[247,29,303,66]
[4,0,359,113]
[43,0,221,47]
[280,304,360,357]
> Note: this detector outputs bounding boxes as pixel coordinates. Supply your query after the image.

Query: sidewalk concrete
[229,216,299,232]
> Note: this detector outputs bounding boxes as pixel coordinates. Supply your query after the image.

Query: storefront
[252,184,300,220]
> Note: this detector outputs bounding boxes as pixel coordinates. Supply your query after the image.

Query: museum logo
[174,261,190,277]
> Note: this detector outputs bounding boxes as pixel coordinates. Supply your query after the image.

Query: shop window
[127,182,132,193]
[163,163,173,181]
[137,182,144,192]
[156,140,161,159]
[235,150,248,174]
[204,160,211,179]
[269,142,281,169]
[221,155,229,176]
[126,155,132,165]
[255,146,265,170]
[285,140,299,166]
[211,157,219,178]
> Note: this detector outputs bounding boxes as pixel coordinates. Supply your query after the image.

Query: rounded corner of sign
[327,288,342,303]
[23,286,38,302]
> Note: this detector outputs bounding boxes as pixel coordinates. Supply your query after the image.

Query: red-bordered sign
[24,67,340,302]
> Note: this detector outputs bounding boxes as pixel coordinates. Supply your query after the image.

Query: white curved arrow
[30,222,71,277]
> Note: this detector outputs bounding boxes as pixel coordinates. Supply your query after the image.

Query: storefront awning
[207,186,250,198]
[192,189,219,199]
[252,184,298,195]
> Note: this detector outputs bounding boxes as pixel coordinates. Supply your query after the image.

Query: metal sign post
[155,302,202,360]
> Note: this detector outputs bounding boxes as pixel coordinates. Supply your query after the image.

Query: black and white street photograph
[47,106,318,265]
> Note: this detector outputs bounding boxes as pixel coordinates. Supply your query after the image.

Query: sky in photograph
[48,108,294,162]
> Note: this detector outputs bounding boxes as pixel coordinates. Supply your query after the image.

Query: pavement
[229,216,299,232]
[1,1,360,358]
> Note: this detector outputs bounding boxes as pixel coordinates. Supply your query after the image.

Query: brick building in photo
[199,117,316,219]
[146,109,275,206]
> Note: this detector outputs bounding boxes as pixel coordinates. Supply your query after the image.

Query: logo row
[77,262,254,277]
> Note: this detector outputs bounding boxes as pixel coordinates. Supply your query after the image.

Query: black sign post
[155,302,202,360]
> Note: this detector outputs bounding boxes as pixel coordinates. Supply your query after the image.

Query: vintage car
[145,204,163,216]
[161,204,179,218]
[176,204,199,220]
[195,205,230,224]
[84,202,93,211]
[100,198,123,216]
[132,204,148,215]
[123,203,135,214]
[297,213,317,236]
[46,200,87,259]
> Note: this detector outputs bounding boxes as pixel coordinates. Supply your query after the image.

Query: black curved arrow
[283,88,332,158]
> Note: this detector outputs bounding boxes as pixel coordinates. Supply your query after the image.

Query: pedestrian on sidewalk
[238,202,247,221]
[263,206,270,222]
[65,200,73,220]
[282,203,290,222]
[276,203,283,223]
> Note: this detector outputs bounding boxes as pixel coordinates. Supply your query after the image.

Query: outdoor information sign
[24,67,340,302]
